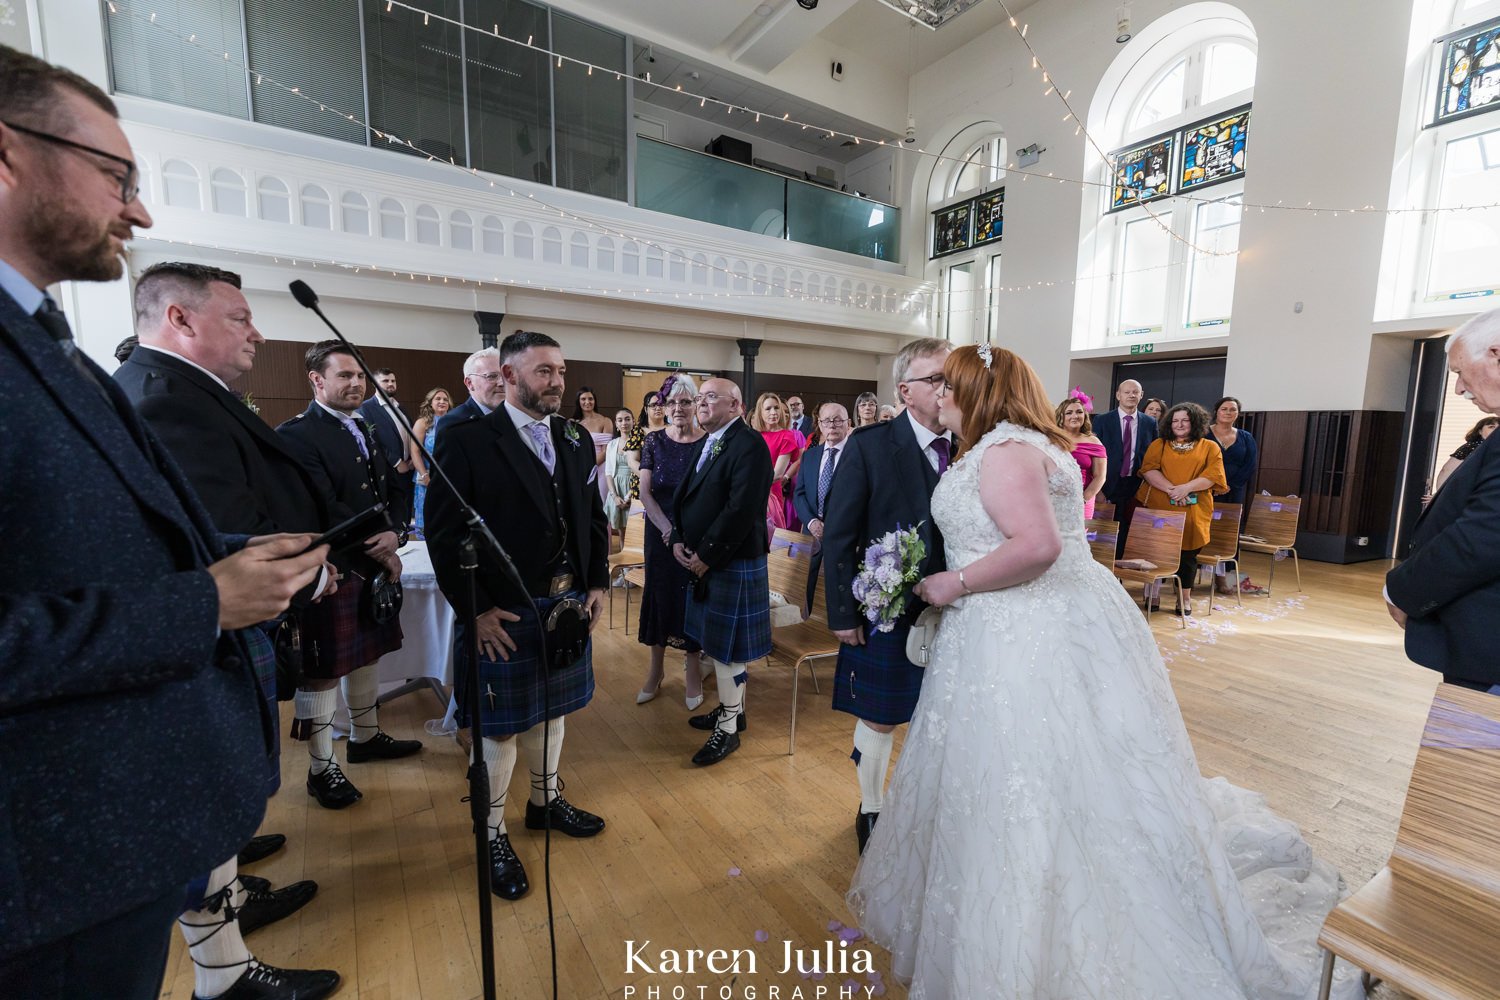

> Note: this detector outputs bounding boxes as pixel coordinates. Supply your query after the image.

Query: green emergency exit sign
[665,361,683,368]
[1129,343,1155,355]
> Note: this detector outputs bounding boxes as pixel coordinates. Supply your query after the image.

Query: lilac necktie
[931,437,950,476]
[1122,414,1134,478]
[341,414,370,460]
[527,421,556,475]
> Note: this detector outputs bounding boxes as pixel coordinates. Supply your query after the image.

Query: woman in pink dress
[750,392,806,531]
[1056,394,1107,518]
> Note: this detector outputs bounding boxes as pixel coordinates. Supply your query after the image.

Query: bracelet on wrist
[959,568,973,594]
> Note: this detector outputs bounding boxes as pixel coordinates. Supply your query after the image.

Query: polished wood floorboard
[159,559,1433,1000]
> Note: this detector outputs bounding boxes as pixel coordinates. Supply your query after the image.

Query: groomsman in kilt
[672,378,774,766]
[425,330,608,901]
[823,338,952,853]
[278,340,420,810]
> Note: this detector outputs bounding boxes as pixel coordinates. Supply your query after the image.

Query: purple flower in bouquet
[853,523,927,633]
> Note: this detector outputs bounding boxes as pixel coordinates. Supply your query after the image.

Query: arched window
[300,184,332,229]
[379,198,406,240]
[481,216,505,255]
[1074,7,1257,347]
[340,192,370,235]
[924,126,1007,345]
[451,210,474,251]
[210,168,246,216]
[256,177,291,224]
[414,205,441,246]
[946,135,1007,200]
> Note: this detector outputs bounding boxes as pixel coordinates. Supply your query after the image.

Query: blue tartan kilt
[244,625,281,797]
[682,556,772,665]
[452,591,595,737]
[832,622,925,726]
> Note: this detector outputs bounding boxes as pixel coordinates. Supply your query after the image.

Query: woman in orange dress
[1136,402,1227,614]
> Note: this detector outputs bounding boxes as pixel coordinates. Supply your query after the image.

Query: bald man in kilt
[425,330,608,901]
[672,378,775,767]
[823,338,952,854]
[277,341,420,811]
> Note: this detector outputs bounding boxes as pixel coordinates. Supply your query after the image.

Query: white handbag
[905,606,943,667]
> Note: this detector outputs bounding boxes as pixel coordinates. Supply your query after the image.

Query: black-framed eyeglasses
[819,417,848,426]
[901,372,946,389]
[3,120,140,203]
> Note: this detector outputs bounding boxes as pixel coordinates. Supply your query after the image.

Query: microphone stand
[289,280,556,1000]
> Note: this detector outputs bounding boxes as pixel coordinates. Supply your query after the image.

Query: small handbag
[905,606,943,667]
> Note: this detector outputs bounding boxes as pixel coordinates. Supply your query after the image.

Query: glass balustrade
[635,138,900,263]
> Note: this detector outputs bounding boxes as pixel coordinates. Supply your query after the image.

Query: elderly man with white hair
[1385,310,1500,693]
[437,346,505,434]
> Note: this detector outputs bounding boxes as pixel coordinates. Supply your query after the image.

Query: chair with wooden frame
[766,529,838,755]
[1092,500,1116,523]
[607,509,647,629]
[1314,683,1500,1000]
[1195,502,1243,617]
[1084,518,1119,571]
[1239,493,1302,595]
[1111,508,1188,628]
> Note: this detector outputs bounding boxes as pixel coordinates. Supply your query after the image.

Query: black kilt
[832,622,925,725]
[453,590,595,737]
[298,571,403,679]
[682,556,771,665]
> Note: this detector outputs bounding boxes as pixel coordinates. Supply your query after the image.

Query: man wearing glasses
[822,338,953,855]
[436,346,505,436]
[792,402,851,607]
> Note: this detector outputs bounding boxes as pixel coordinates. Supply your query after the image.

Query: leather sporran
[545,598,591,671]
[905,606,943,667]
[364,570,404,625]
[273,613,305,701]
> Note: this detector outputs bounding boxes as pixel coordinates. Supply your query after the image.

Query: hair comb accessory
[977,343,994,369]
[1070,385,1095,413]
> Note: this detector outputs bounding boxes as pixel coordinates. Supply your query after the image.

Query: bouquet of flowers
[851,523,927,633]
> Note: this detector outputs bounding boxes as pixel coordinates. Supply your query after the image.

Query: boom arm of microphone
[285,280,520,583]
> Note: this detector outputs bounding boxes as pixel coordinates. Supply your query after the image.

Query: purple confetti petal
[870,984,887,997]
[827,919,844,932]
[838,926,864,943]
[754,929,769,942]
[810,970,825,980]
[727,867,741,877]
[845,980,861,993]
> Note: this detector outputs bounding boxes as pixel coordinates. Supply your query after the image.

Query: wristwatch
[397,528,410,547]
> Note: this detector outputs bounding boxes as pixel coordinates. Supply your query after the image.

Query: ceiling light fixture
[796,0,818,10]
[1115,3,1132,43]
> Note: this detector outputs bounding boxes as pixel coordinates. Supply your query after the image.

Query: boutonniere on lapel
[240,392,261,416]
[562,421,582,450]
[705,436,726,465]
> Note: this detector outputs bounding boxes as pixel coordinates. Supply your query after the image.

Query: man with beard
[425,330,608,901]
[118,262,345,1000]
[277,341,420,810]
[822,338,952,854]
[0,44,327,998]
[360,366,416,528]
[672,377,774,766]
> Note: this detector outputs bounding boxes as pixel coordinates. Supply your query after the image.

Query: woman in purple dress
[636,374,709,709]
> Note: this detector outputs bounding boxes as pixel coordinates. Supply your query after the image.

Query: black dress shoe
[345,730,423,762]
[524,796,605,838]
[306,764,362,809]
[237,834,286,867]
[194,960,340,1000]
[689,704,747,732]
[488,834,530,900]
[238,874,271,894]
[238,879,318,935]
[691,729,740,766]
[855,810,880,855]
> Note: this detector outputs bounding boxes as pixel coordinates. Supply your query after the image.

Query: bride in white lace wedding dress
[847,346,1358,1000]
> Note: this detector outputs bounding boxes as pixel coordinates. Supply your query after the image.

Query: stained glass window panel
[932,202,972,258]
[1436,16,1500,125]
[1180,106,1250,193]
[973,189,1004,246]
[1109,134,1175,211]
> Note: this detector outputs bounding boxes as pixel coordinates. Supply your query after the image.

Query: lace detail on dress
[847,420,1359,1000]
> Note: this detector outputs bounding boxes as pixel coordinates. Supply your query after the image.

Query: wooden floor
[159,558,1436,1000]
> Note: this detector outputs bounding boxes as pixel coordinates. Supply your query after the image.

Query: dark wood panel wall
[1239,409,1404,563]
[752,372,882,428]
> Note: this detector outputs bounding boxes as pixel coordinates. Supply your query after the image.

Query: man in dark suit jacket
[791,401,851,607]
[1387,314,1500,694]
[117,262,341,1000]
[360,367,415,527]
[277,341,418,812]
[671,378,775,766]
[822,338,952,854]
[434,347,506,438]
[0,47,325,999]
[426,330,608,901]
[1092,379,1158,554]
[787,394,813,439]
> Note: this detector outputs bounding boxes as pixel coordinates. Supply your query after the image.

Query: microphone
[288,279,319,310]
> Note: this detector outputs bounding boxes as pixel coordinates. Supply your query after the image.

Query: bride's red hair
[944,345,1072,459]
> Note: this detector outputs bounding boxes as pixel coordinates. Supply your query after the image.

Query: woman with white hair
[635,373,709,708]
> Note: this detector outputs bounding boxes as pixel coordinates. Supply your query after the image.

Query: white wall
[902,0,1421,412]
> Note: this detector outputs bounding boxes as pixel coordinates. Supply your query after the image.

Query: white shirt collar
[0,257,45,316]
[904,409,949,451]
[1118,407,1140,419]
[504,399,549,434]
[315,399,361,425]
[136,343,232,392]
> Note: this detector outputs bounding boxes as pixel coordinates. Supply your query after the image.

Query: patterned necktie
[527,421,556,475]
[696,433,716,472]
[930,437,951,476]
[817,446,839,517]
[1122,414,1135,478]
[34,298,102,389]
[340,413,370,460]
